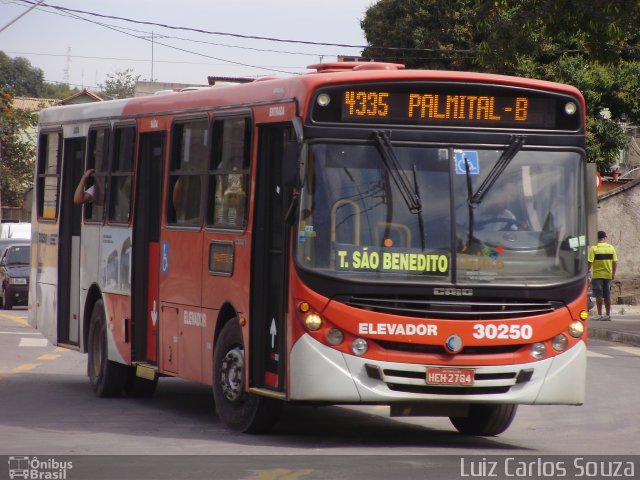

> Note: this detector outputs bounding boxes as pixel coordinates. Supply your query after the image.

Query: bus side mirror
[283,140,301,188]
[283,117,305,188]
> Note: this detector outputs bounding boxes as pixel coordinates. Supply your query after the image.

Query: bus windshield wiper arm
[373,130,422,213]
[470,135,526,205]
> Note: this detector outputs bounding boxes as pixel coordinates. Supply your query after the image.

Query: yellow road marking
[246,469,314,480]
[38,354,61,360]
[0,312,29,326]
[12,363,40,372]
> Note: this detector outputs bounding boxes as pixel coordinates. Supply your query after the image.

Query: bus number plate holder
[426,367,475,386]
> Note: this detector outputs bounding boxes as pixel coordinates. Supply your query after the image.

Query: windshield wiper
[373,130,422,213]
[470,135,526,205]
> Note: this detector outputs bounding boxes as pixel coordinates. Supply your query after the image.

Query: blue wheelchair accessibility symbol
[161,241,169,275]
[455,151,479,175]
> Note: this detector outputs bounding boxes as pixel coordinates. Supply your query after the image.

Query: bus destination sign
[311,83,580,130]
[342,90,554,128]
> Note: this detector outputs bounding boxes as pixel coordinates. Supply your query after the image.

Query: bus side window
[85,127,110,223]
[207,116,251,229]
[108,126,135,224]
[36,131,62,220]
[167,117,208,226]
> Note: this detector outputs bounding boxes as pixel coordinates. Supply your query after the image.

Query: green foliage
[0,87,38,207]
[42,82,81,100]
[0,51,80,100]
[0,51,47,97]
[361,0,640,172]
[98,68,141,100]
[361,0,479,70]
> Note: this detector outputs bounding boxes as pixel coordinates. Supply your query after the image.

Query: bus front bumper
[289,333,586,405]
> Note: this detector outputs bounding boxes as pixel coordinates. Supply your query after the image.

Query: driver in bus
[475,195,528,231]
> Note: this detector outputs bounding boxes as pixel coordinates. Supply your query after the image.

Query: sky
[0,0,375,90]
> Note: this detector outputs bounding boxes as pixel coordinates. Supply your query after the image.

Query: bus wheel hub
[220,348,244,402]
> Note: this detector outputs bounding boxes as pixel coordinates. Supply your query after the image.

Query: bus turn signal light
[299,302,310,313]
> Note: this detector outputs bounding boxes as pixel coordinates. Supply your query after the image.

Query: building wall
[596,178,640,283]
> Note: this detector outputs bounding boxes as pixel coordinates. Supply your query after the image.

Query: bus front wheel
[213,319,282,433]
[87,299,127,397]
[450,404,517,436]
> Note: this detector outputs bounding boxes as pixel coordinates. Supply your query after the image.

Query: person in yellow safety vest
[587,230,618,321]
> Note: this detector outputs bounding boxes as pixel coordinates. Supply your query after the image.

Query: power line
[15,0,475,55]
[20,2,299,75]
[16,0,369,49]
[7,51,306,70]
[0,0,44,32]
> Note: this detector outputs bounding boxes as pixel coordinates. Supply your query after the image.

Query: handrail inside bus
[331,199,361,245]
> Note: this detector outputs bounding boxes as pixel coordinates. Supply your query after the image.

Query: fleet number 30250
[472,323,533,340]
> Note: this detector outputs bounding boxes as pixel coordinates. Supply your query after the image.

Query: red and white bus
[29,62,590,436]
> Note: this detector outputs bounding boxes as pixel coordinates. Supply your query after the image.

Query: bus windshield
[295,142,585,285]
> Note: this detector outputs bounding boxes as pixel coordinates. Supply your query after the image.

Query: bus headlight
[552,334,568,352]
[317,93,331,107]
[530,342,547,359]
[304,313,323,331]
[568,320,585,338]
[564,102,577,115]
[326,328,344,346]
[351,338,369,356]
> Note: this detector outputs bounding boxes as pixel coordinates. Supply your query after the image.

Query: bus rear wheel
[87,299,127,397]
[213,319,282,433]
[450,404,517,436]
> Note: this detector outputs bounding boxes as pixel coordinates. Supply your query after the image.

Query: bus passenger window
[207,117,251,229]
[85,127,109,223]
[167,117,208,226]
[170,175,202,224]
[108,126,135,224]
[36,131,62,220]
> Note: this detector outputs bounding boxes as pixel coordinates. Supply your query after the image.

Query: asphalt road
[1,308,639,480]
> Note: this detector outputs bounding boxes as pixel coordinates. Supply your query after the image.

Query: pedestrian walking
[587,230,618,321]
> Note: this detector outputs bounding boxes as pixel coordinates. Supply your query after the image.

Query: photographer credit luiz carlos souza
[459,456,636,478]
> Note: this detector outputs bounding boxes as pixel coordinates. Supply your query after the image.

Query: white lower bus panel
[289,333,586,405]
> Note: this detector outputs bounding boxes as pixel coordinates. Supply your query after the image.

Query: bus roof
[38,63,584,127]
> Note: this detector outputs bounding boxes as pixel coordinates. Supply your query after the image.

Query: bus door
[57,137,85,346]
[131,132,165,364]
[250,124,295,393]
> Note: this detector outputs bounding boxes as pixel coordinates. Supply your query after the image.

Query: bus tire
[449,404,517,436]
[213,319,282,433]
[124,367,158,398]
[87,299,127,398]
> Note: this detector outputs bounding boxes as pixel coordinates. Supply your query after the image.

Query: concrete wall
[596,177,640,283]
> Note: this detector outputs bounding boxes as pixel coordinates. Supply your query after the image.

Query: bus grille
[338,295,560,320]
[365,365,532,396]
[376,341,524,355]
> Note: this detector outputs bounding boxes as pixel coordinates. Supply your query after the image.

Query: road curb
[589,327,640,347]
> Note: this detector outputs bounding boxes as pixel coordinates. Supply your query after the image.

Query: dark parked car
[0,243,30,309]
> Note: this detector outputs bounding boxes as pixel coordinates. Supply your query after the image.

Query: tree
[99,69,140,99]
[0,50,80,100]
[0,87,38,208]
[360,0,640,172]
[0,51,47,98]
[360,0,479,70]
